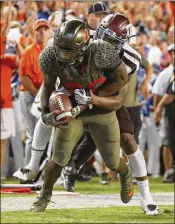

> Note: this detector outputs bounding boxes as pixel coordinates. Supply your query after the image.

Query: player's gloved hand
[42,111,70,128]
[74,88,91,105]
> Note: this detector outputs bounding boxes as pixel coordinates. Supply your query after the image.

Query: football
[49,91,73,121]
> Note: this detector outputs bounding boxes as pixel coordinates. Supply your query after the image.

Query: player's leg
[73,126,97,172]
[118,106,160,215]
[13,117,53,181]
[62,125,97,192]
[88,111,134,204]
[30,118,83,212]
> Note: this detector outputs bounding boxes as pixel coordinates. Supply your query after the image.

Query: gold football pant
[52,111,120,170]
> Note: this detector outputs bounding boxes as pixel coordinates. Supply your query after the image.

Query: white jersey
[152,64,174,96]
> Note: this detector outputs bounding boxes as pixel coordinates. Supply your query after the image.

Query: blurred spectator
[65,9,77,21]
[48,10,64,30]
[167,26,174,45]
[155,73,175,183]
[70,2,89,21]
[18,19,52,164]
[152,44,174,182]
[159,40,170,71]
[147,31,162,75]
[1,41,19,180]
[36,1,50,20]
[139,86,161,178]
[86,1,109,30]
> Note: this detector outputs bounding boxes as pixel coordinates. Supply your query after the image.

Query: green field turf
[1,176,174,223]
[1,205,174,223]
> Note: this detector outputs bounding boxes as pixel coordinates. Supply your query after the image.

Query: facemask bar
[55,45,87,63]
[97,25,130,50]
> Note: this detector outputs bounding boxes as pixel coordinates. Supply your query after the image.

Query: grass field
[2,205,174,223]
[1,176,174,223]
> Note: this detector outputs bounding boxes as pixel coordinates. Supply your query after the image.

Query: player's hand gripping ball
[49,91,73,122]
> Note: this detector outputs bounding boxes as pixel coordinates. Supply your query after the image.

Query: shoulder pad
[39,44,61,77]
[89,39,121,68]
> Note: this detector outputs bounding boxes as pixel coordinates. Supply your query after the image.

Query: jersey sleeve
[39,44,60,77]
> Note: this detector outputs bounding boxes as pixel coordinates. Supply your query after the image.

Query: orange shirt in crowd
[169,2,175,25]
[1,36,7,55]
[20,35,34,49]
[17,9,25,22]
[19,43,44,91]
[0,55,17,109]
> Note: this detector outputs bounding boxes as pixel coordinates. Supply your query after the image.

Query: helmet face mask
[97,25,126,51]
[96,13,132,51]
[56,45,87,64]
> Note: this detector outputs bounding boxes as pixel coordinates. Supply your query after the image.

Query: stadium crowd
[1,0,174,189]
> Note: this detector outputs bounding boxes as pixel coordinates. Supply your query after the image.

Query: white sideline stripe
[1,183,41,188]
[56,112,72,121]
[1,192,174,212]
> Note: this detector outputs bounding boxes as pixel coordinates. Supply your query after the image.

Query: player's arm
[75,83,128,111]
[97,62,128,97]
[90,84,128,111]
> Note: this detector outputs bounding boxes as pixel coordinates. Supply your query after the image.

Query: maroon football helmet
[96,13,132,51]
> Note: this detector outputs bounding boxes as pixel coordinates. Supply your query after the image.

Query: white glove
[74,89,91,105]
